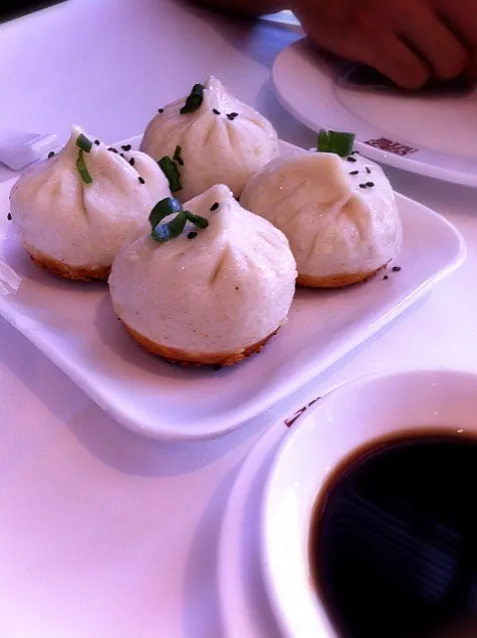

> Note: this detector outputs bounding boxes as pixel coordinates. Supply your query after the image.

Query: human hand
[291,0,477,89]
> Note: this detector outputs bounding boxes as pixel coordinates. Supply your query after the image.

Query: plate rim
[217,377,342,638]
[217,399,290,638]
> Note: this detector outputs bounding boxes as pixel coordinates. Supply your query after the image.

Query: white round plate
[261,368,477,638]
[272,38,477,187]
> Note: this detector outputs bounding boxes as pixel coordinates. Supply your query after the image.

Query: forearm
[190,0,287,17]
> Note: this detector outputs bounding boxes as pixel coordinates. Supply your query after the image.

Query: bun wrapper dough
[241,151,402,287]
[109,184,297,366]
[10,125,171,281]
[140,76,279,202]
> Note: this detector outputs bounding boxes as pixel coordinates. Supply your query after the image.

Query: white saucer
[260,368,477,638]
[272,38,477,187]
[218,369,477,638]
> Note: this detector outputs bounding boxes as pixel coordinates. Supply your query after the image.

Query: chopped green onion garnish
[317,129,331,153]
[148,198,209,243]
[76,133,93,153]
[76,149,93,184]
[180,83,204,114]
[149,197,182,228]
[317,129,355,157]
[329,131,355,156]
[158,156,182,192]
[151,211,187,243]
[184,210,209,229]
[173,145,184,166]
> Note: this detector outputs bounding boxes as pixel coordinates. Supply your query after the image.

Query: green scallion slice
[76,149,93,184]
[173,145,184,166]
[149,197,182,228]
[329,130,355,156]
[317,129,355,157]
[151,211,187,243]
[76,133,93,153]
[317,129,331,153]
[184,210,209,229]
[318,129,355,156]
[158,156,182,192]
[180,83,204,114]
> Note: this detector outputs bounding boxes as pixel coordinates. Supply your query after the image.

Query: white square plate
[0,138,466,440]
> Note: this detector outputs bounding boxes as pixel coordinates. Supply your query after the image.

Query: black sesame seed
[210,202,219,211]
[7,212,12,221]
[213,364,223,371]
[227,112,239,121]
[94,139,100,146]
[347,156,357,163]
[187,231,198,239]
[365,167,371,174]
[359,184,367,189]
[212,108,221,115]
[158,108,164,113]
[383,275,389,280]
[235,286,239,290]
[121,144,132,151]
[120,153,125,159]
[48,151,55,159]
[138,177,145,184]
[365,181,375,188]
[108,147,118,153]
[129,157,135,166]
[392,266,401,272]
[349,170,359,175]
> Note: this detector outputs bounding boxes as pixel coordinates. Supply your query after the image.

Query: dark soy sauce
[310,432,477,638]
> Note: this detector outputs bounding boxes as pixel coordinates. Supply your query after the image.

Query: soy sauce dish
[260,369,477,638]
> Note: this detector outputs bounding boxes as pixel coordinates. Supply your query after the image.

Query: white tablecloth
[1,1,477,636]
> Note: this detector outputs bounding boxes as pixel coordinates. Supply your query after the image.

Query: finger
[467,55,477,80]
[402,9,469,80]
[437,1,477,79]
[296,4,430,90]
[359,35,431,90]
[299,17,430,89]
[438,0,477,51]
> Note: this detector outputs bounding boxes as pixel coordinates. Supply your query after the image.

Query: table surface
[1,1,476,636]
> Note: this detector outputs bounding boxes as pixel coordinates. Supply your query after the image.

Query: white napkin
[0,129,59,170]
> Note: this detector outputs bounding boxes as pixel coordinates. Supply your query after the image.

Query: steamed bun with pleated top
[9,125,171,281]
[241,135,402,288]
[140,76,280,202]
[109,184,297,366]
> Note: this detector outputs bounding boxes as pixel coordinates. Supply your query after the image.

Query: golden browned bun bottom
[27,247,110,282]
[297,263,388,288]
[121,320,281,367]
